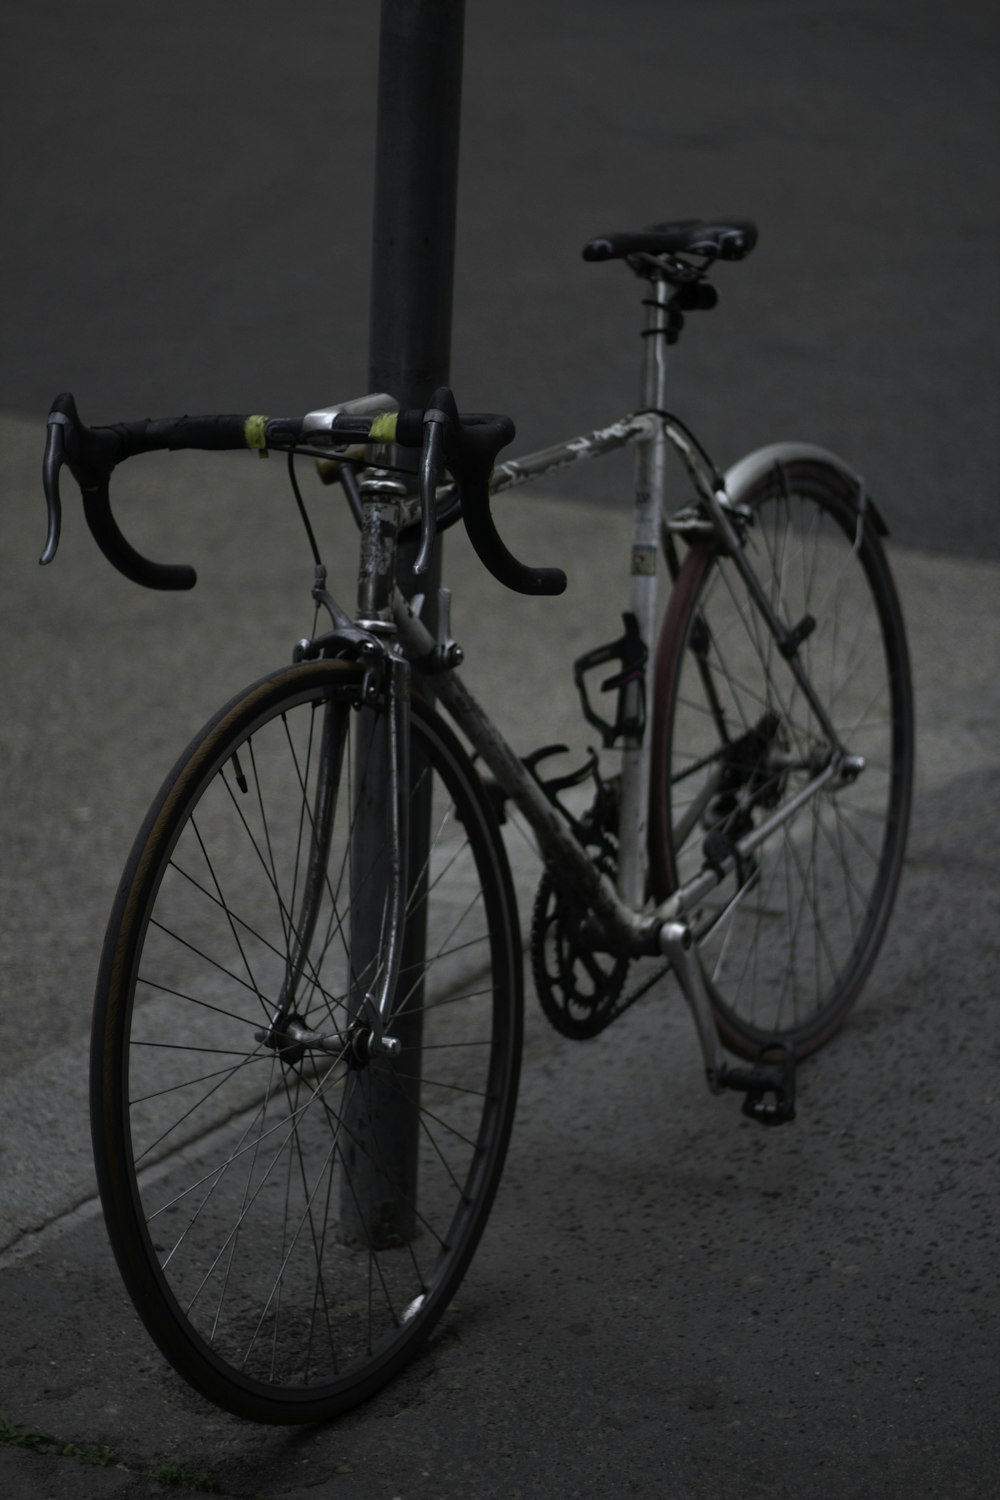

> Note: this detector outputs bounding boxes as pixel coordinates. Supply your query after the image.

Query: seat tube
[618,276,671,908]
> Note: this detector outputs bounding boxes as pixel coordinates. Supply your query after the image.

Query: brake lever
[415,408,445,575]
[40,411,68,565]
[39,392,197,590]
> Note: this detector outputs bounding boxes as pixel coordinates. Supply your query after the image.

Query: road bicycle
[41,219,914,1424]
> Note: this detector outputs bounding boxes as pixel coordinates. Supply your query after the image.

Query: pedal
[719,1042,796,1126]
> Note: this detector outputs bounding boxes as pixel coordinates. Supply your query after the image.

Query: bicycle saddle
[582,220,758,263]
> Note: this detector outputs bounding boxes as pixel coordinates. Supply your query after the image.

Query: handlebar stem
[356,470,409,627]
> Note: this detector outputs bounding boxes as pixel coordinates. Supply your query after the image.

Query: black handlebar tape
[41,396,268,588]
[403,390,567,597]
[460,471,567,596]
[103,412,259,461]
[84,480,197,590]
[41,394,307,589]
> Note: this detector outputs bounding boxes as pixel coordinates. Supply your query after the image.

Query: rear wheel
[650,461,913,1058]
[92,661,522,1423]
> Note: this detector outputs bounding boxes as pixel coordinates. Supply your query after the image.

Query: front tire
[91,661,522,1423]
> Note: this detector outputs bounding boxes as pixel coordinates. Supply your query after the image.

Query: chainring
[530,867,630,1039]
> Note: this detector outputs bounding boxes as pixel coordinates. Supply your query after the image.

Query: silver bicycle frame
[390,274,697,960]
[351,280,858,1085]
[410,278,697,922]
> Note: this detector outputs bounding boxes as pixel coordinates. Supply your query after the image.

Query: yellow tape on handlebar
[368,412,398,444]
[245,414,270,458]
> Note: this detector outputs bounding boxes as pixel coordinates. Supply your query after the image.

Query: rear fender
[723,441,888,536]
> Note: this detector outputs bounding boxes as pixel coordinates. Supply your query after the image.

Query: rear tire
[650,460,913,1059]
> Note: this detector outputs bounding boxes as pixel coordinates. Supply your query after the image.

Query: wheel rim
[652,468,912,1056]
[97,667,520,1417]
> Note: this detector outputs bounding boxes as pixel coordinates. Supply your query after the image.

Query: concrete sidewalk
[1,409,998,1498]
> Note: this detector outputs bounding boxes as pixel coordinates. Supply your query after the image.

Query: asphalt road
[2,3,999,1498]
[2,437,999,1496]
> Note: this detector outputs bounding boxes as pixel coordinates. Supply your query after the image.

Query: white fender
[722,441,888,534]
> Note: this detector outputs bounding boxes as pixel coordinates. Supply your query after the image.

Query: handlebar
[41,389,566,597]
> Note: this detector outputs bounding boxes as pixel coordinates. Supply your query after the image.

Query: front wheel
[91,661,522,1423]
[650,459,913,1059]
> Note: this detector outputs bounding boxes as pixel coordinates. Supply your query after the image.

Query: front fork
[309,459,414,1058]
[258,449,414,1068]
[352,649,411,1055]
[253,643,411,1064]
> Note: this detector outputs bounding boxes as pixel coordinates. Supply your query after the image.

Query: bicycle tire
[650,458,913,1059]
[91,660,522,1423]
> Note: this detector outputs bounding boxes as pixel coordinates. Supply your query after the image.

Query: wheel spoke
[94,668,520,1420]
[654,467,911,1056]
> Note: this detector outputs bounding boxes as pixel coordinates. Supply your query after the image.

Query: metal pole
[368,0,465,409]
[369,0,464,617]
[342,0,465,1249]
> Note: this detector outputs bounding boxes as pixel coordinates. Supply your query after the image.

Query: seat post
[639,271,672,413]
[617,274,672,909]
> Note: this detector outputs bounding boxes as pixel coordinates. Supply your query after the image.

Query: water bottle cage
[573,612,648,748]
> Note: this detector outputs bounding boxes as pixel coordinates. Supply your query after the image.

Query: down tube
[394,597,653,956]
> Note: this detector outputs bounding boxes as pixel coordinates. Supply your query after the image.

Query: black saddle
[582,219,757,264]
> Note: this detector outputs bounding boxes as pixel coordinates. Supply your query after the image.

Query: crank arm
[658,920,727,1090]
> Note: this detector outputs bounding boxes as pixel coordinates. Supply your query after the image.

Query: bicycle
[40,219,914,1424]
